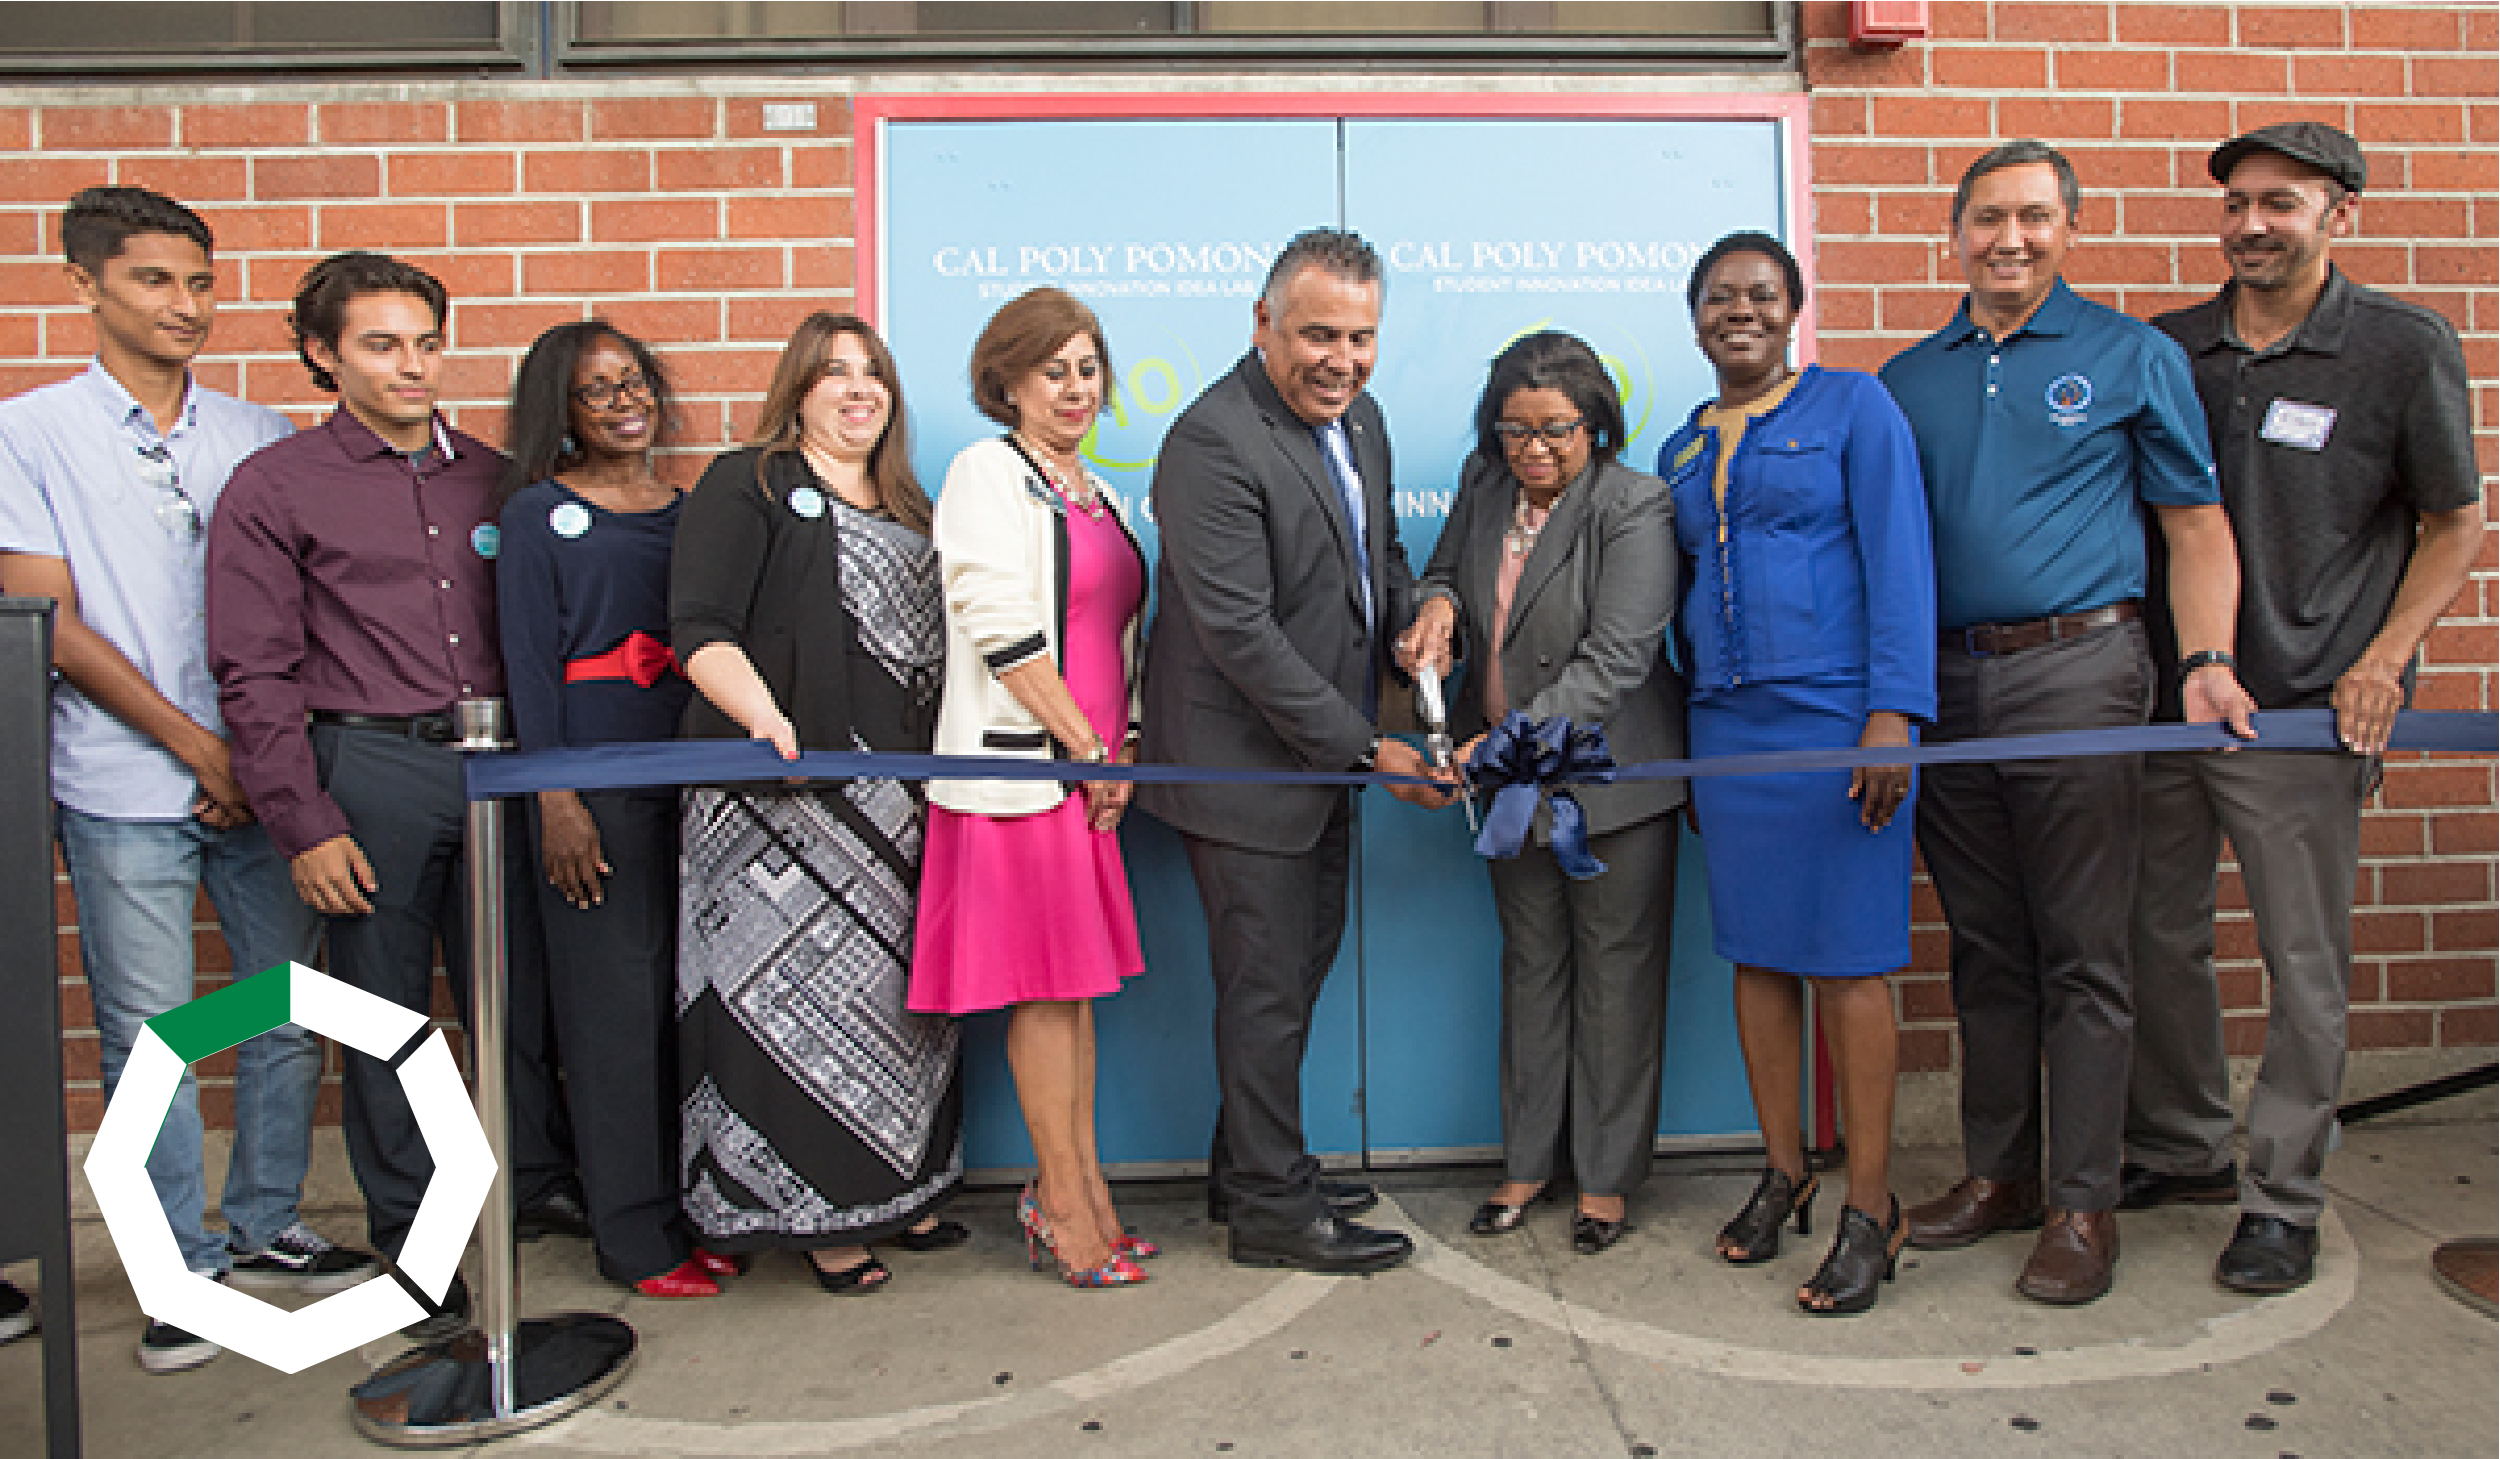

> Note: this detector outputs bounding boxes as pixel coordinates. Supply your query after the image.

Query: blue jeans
[57,808,325,1275]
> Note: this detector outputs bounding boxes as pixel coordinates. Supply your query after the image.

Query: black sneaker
[229,1223,384,1295]
[0,1279,32,1344]
[396,1270,472,1344]
[138,1320,221,1374]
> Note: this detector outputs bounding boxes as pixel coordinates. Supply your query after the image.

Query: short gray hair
[1951,139,2082,227]
[1260,227,1383,314]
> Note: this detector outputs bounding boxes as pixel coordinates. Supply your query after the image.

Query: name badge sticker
[2260,398,2337,452]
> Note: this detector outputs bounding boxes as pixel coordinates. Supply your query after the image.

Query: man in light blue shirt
[1878,143,2256,1308]
[0,187,379,1374]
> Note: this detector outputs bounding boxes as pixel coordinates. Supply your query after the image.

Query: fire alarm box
[1851,0,1929,48]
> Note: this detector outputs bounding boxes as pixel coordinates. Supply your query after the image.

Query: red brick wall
[12,89,863,1130]
[1803,1,2498,1072]
[6,6,2493,1129]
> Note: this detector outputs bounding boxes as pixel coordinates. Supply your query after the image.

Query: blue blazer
[1656,365,1937,720]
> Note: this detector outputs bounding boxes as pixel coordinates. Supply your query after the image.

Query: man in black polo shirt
[2125,122,2485,1294]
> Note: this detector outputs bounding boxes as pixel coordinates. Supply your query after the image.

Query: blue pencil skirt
[1687,678,1915,976]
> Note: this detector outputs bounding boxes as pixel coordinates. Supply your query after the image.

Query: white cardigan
[928,436,1144,816]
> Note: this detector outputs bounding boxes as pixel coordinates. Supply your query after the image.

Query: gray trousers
[1184,795,1353,1243]
[1488,815,1677,1199]
[2126,748,2370,1226]
[1917,622,2153,1213]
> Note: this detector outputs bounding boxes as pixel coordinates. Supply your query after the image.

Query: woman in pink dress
[912,288,1150,1289]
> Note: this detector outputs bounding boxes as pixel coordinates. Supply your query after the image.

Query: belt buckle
[1960,626,1993,658]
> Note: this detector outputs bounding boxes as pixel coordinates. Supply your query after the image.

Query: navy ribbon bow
[1466,713,1616,879]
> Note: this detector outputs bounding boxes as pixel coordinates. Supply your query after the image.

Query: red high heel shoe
[632,1257,722,1299]
[1113,1232,1161,1260]
[690,1247,743,1279]
[1018,1183,1147,1289]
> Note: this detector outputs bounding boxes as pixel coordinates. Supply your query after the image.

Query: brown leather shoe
[2016,1208,2120,1305]
[1904,1176,2046,1251]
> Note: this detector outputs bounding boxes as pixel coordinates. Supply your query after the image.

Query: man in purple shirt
[207,251,578,1339]
[0,188,380,1374]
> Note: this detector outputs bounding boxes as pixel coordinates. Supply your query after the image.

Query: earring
[560,433,578,457]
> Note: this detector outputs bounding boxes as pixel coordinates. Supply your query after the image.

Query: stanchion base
[349,1312,637,1448]
[2430,1237,2498,1318]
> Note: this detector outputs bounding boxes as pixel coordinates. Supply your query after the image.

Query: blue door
[876,108,1796,1172]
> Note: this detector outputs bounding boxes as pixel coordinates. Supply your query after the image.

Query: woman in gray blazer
[1403,331,1687,1255]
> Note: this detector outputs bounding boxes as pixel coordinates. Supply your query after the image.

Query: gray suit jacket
[1137,353,1414,855]
[1417,452,1687,839]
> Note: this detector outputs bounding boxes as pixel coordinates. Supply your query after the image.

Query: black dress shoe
[395,1271,471,1343]
[515,1187,594,1241]
[2117,1161,2239,1211]
[2215,1213,2317,1294]
[1230,1213,1412,1274]
[1207,1178,1378,1226]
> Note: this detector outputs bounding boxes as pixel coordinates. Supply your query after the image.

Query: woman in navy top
[1658,233,1935,1316]
[496,321,719,1298]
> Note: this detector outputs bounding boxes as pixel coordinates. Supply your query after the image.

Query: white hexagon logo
[83,961,496,1373]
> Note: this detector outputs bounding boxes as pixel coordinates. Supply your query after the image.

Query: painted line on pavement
[1392,1196,2359,1389]
[516,1270,1340,1453]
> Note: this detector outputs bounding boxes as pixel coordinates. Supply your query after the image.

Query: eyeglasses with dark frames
[1493,419,1585,448]
[571,373,656,411]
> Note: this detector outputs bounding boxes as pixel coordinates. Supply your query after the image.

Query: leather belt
[310,710,456,743]
[1942,601,2141,657]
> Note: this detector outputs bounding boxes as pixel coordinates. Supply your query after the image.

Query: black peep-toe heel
[1798,1195,1906,1317]
[1716,1165,1819,1265]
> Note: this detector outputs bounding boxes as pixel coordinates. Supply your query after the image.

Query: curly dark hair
[287,251,448,393]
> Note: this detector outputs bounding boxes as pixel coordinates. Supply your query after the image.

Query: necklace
[1016,434,1104,518]
[1506,493,1555,557]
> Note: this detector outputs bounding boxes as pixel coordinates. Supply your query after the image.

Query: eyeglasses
[1493,419,1585,448]
[571,373,655,411]
[133,443,200,542]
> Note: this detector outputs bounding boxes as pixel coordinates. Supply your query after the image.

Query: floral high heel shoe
[1018,1183,1148,1289]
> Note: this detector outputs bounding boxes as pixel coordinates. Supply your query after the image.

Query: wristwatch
[2179,649,2238,676]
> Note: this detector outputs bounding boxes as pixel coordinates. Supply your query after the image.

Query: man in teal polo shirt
[1880,140,2256,1307]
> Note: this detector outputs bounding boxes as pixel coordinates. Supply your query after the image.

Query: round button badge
[550,502,592,539]
[470,523,501,560]
[790,486,826,519]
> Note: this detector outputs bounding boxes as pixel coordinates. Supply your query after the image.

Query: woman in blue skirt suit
[1658,232,1935,1315]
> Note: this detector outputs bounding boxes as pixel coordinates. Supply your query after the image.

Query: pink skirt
[908,795,1144,1015]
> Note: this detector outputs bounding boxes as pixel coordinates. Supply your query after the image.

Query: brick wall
[4,3,2493,1131]
[1802,0,2498,1074]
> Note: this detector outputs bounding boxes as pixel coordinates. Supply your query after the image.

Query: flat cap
[2209,121,2367,194]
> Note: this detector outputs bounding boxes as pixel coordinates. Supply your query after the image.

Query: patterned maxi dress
[675,500,961,1250]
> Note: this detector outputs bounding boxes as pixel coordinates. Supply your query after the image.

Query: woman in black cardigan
[670,312,965,1295]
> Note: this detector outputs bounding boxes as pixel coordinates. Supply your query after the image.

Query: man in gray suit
[1139,228,1450,1273]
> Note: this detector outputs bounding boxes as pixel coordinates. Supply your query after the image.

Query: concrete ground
[5,1109,2494,1459]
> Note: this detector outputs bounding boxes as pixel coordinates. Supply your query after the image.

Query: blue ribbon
[463,708,2496,802]
[1465,713,1616,879]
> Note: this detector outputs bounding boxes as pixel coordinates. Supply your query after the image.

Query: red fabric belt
[565,630,679,688]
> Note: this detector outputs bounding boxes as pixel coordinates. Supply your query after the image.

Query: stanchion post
[462,786,518,1420]
[352,697,635,1447]
[0,597,81,1459]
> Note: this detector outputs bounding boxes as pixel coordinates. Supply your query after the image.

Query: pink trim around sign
[851,90,1818,365]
